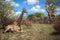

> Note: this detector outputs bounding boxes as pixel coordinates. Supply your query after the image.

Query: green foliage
[27,12,44,18]
[0,0,13,17]
[27,14,35,18]
[0,0,13,22]
[34,12,44,17]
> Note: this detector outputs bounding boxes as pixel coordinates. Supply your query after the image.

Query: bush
[27,12,44,18]
[27,14,35,18]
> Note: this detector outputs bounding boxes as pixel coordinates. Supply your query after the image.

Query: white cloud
[26,0,39,5]
[31,5,45,12]
[5,0,20,7]
[55,8,60,10]
[8,11,21,18]
[31,7,39,12]
[31,5,40,12]
[36,5,40,9]
[55,8,60,14]
[11,2,20,7]
[14,11,21,18]
[11,10,21,15]
[40,9,46,12]
[5,0,11,2]
[15,11,21,15]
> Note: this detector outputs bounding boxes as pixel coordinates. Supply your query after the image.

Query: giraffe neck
[17,11,24,26]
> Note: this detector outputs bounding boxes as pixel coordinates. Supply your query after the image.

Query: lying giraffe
[4,22,20,33]
[4,8,28,32]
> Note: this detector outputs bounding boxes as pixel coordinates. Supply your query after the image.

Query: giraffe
[46,6,56,23]
[3,8,28,33]
[16,8,28,31]
[4,21,20,33]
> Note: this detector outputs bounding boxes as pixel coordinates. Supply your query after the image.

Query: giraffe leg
[4,27,11,33]
[20,26,21,31]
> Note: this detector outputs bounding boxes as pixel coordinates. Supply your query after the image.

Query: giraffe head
[22,8,28,13]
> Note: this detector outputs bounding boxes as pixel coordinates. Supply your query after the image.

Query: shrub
[27,12,44,18]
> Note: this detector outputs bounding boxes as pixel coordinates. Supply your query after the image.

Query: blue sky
[5,0,60,16]
[12,0,48,16]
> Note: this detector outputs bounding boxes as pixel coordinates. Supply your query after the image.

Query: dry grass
[0,23,60,40]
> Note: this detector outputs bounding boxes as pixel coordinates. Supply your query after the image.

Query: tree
[0,0,13,24]
[27,14,35,18]
[0,0,13,16]
[34,12,44,17]
[46,0,60,7]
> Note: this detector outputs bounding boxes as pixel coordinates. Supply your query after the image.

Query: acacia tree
[46,0,60,7]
